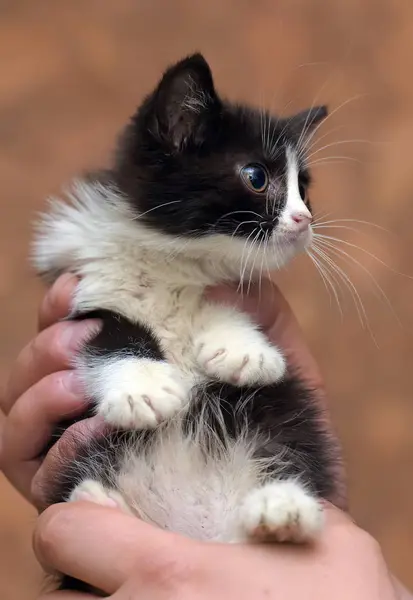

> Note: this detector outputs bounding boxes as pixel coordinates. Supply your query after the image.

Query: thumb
[33,501,193,594]
[205,279,289,332]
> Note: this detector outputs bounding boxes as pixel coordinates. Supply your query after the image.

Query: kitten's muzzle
[290,211,312,233]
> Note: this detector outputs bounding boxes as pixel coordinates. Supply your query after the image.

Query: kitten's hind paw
[69,479,132,514]
[239,481,323,543]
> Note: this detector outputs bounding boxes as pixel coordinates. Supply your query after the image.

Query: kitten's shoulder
[32,173,133,283]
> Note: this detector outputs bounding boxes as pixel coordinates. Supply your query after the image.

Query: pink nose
[291,212,312,231]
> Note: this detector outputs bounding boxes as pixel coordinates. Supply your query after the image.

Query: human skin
[33,501,400,600]
[0,275,410,598]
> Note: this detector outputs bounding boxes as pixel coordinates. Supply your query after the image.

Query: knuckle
[143,547,196,593]
[353,529,381,554]
[42,286,59,319]
[33,504,72,563]
[41,273,76,325]
[32,324,68,364]
[39,371,68,399]
[30,476,47,510]
[336,522,381,555]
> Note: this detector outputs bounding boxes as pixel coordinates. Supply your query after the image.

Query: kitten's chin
[266,228,313,269]
[276,227,312,248]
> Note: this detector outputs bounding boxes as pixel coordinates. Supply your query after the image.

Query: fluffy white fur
[67,406,320,543]
[33,149,321,543]
[80,357,193,429]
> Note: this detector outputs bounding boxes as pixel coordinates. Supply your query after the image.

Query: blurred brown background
[0,0,412,597]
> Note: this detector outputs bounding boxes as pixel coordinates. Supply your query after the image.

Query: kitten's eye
[298,181,307,201]
[240,164,268,193]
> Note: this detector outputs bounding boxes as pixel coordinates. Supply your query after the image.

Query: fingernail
[61,370,85,396]
[61,319,102,353]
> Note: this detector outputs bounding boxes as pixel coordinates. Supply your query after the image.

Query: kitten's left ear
[151,53,220,150]
[289,105,328,137]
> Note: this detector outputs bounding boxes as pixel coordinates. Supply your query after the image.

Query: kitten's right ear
[289,105,328,138]
[148,53,220,150]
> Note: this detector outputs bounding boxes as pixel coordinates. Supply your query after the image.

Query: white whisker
[300,125,346,156]
[314,237,401,326]
[312,242,367,328]
[247,235,264,295]
[312,242,380,345]
[297,94,366,159]
[307,250,334,307]
[309,247,344,317]
[238,229,261,297]
[312,217,391,234]
[305,139,375,162]
[306,155,363,167]
[313,233,412,279]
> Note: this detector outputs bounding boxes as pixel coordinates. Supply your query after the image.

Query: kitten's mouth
[281,228,310,241]
[276,227,313,249]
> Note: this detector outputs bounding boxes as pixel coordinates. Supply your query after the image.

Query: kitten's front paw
[239,481,323,543]
[195,329,286,386]
[96,359,191,429]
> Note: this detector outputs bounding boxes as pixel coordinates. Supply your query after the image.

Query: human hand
[33,501,399,599]
[0,274,102,507]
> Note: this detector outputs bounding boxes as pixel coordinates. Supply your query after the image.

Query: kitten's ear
[289,105,328,137]
[151,53,219,150]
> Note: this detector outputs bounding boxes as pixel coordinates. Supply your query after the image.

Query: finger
[38,274,78,332]
[0,371,87,500]
[33,502,192,594]
[2,320,101,415]
[206,279,285,331]
[32,417,109,510]
[4,371,86,462]
[37,593,95,599]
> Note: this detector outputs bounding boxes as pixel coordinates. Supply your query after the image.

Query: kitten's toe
[69,479,132,514]
[195,330,286,385]
[239,481,323,543]
[96,359,192,429]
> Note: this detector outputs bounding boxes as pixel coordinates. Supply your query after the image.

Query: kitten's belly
[111,419,273,542]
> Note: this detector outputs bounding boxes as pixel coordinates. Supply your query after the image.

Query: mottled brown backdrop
[0,1,412,597]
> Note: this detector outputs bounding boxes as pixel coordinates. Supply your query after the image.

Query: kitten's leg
[193,305,286,386]
[77,311,193,429]
[69,479,133,515]
[238,480,323,543]
[209,377,337,544]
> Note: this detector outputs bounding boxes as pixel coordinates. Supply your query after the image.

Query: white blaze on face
[278,147,312,232]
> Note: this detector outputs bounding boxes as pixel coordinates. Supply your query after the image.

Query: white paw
[195,329,286,386]
[69,479,132,514]
[96,358,192,429]
[239,481,323,543]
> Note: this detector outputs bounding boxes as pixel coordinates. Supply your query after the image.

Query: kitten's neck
[41,179,264,290]
[98,184,260,287]
[131,227,252,287]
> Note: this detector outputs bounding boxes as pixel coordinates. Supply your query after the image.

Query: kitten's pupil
[298,181,307,201]
[241,164,268,193]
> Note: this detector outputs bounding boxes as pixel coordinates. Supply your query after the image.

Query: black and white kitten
[33,53,338,588]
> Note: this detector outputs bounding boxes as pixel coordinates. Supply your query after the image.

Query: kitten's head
[114,53,327,271]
